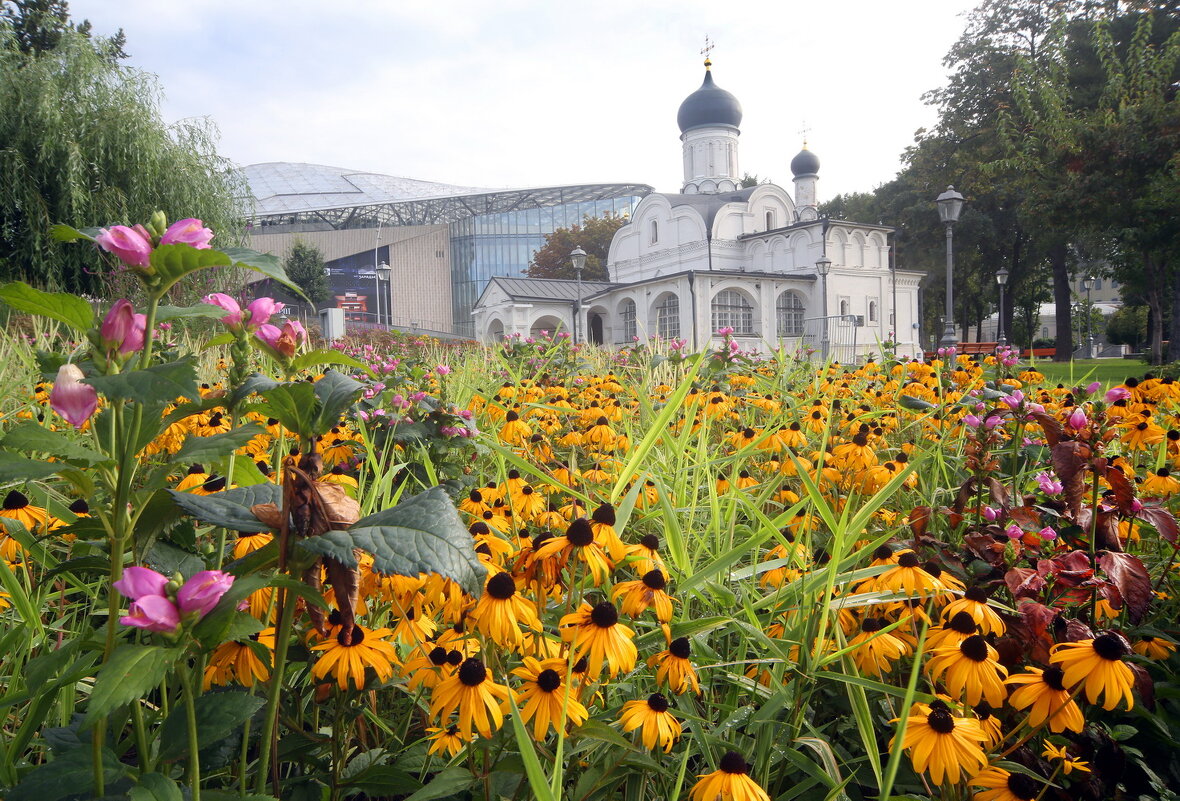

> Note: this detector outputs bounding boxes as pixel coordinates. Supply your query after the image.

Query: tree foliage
[283,240,331,307]
[525,212,627,281]
[0,22,245,296]
[1,0,125,59]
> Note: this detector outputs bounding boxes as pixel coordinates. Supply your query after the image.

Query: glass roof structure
[244,162,653,229]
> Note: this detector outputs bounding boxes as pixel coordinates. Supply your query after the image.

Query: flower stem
[179,665,202,801]
[255,587,298,795]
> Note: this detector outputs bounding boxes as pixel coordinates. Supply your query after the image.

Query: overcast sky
[68,0,979,200]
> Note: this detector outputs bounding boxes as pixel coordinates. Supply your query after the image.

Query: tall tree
[1,0,125,60]
[283,240,331,307]
[0,24,243,295]
[525,212,627,281]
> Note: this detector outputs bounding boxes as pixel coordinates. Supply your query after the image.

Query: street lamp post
[936,185,965,348]
[376,260,391,327]
[1082,275,1095,359]
[570,246,587,344]
[995,266,1009,348]
[816,256,831,363]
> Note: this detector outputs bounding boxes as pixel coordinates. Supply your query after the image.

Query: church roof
[650,187,759,228]
[487,276,618,303]
[677,63,743,134]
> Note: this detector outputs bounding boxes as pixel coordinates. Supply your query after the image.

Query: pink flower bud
[436,365,452,376]
[255,323,281,349]
[176,570,234,617]
[113,566,169,600]
[982,505,999,522]
[50,364,98,429]
[1038,526,1058,541]
[1005,524,1024,540]
[101,300,136,351]
[1105,387,1131,403]
[1067,407,1088,430]
[1086,381,1101,394]
[962,414,982,429]
[246,297,284,328]
[121,595,181,634]
[95,225,153,268]
[160,218,214,249]
[204,293,245,327]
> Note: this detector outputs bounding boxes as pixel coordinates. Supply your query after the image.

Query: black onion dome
[677,62,742,134]
[791,147,820,177]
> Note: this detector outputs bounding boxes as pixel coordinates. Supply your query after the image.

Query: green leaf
[298,487,485,595]
[291,349,375,378]
[898,395,938,412]
[86,359,200,405]
[148,244,232,293]
[191,575,269,649]
[343,766,422,797]
[223,247,308,299]
[48,223,100,243]
[143,540,206,579]
[158,690,265,762]
[0,281,95,333]
[129,773,185,801]
[7,744,130,801]
[167,483,282,532]
[0,421,109,466]
[312,370,365,433]
[82,645,179,728]
[204,331,237,348]
[231,456,269,487]
[172,424,264,465]
[256,381,318,439]
[0,452,62,482]
[402,767,476,801]
[156,304,232,322]
[228,372,280,411]
[133,488,186,562]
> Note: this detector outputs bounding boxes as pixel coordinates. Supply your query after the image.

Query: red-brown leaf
[1031,411,1064,447]
[1139,505,1179,544]
[1105,466,1137,515]
[1130,662,1156,711]
[1008,505,1042,530]
[1005,567,1046,599]
[1097,552,1153,624]
[1063,618,1095,642]
[987,477,1010,510]
[1052,440,1091,521]
[908,506,931,538]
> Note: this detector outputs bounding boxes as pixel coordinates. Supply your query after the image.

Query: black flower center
[469,521,490,536]
[897,552,920,568]
[873,545,895,561]
[536,668,561,692]
[927,706,956,734]
[338,626,364,646]
[1093,632,1130,660]
[923,561,943,578]
[68,499,89,515]
[446,650,464,666]
[428,646,449,666]
[589,602,618,628]
[1007,773,1041,800]
[641,534,660,550]
[203,475,227,492]
[597,416,610,427]
[1042,665,1067,691]
[458,658,487,686]
[852,432,869,447]
[861,618,883,633]
[469,490,483,503]
[505,411,519,422]
[567,518,595,546]
[187,464,205,475]
[486,572,516,600]
[959,634,989,662]
[973,700,993,720]
[592,503,616,526]
[718,751,749,774]
[948,612,978,634]
[964,586,989,604]
[571,657,588,674]
[669,637,691,659]
[641,570,667,590]
[646,693,669,712]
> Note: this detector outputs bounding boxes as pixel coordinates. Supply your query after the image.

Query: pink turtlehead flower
[982,506,1000,522]
[176,570,234,617]
[1036,472,1063,495]
[1105,387,1131,403]
[50,364,98,429]
[204,293,246,327]
[96,225,153,268]
[113,566,169,600]
[1038,526,1058,541]
[1005,524,1024,541]
[123,595,182,634]
[1066,407,1088,430]
[160,218,214,249]
[246,297,284,328]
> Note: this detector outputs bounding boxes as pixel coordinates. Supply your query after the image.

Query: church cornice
[585,268,817,301]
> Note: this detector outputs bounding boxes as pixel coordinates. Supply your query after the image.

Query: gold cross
[700,35,714,60]
[798,121,812,146]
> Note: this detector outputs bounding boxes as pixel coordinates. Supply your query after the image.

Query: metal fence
[800,314,863,363]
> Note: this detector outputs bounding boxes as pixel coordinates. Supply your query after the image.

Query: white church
[472,59,923,360]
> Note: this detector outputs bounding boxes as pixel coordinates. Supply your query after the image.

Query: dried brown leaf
[251,503,285,530]
[325,556,360,645]
[1005,567,1046,599]
[315,482,361,530]
[908,506,931,538]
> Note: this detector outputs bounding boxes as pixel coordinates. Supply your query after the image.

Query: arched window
[765,210,775,230]
[621,300,637,342]
[839,298,850,316]
[711,289,754,335]
[776,291,805,337]
[649,220,659,245]
[655,294,680,339]
[868,300,878,323]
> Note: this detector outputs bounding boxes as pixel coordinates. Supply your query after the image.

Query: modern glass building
[242,163,650,336]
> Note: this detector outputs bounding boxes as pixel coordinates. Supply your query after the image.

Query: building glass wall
[450,195,643,336]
